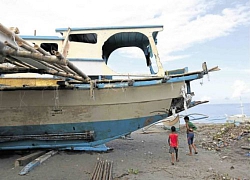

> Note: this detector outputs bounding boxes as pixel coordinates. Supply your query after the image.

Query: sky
[1,0,250,105]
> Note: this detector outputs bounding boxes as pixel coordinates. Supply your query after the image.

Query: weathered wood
[19,150,58,175]
[15,151,46,167]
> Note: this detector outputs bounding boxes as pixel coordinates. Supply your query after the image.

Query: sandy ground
[0,124,250,180]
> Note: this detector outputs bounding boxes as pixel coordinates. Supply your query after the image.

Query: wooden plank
[19,150,58,176]
[15,151,46,167]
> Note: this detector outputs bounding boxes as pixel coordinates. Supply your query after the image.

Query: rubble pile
[198,123,250,152]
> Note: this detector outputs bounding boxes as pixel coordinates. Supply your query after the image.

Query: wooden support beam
[15,151,46,167]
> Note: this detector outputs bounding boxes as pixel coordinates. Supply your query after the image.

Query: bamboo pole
[103,160,107,180]
[91,160,100,180]
[53,50,65,60]
[95,160,102,180]
[67,61,90,81]
[4,59,29,68]
[45,69,85,81]
[18,41,38,53]
[6,56,37,69]
[0,66,85,82]
[34,44,51,56]
[108,161,113,180]
[4,41,18,50]
[0,23,30,46]
[33,60,63,72]
[55,64,76,75]
[61,28,71,57]
[0,48,67,65]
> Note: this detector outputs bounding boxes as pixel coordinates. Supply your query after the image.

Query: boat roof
[55,25,163,33]
[20,36,64,40]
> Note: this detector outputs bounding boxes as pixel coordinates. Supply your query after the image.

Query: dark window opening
[69,33,97,44]
[40,43,58,55]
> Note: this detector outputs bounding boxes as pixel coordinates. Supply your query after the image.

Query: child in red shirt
[168,126,179,165]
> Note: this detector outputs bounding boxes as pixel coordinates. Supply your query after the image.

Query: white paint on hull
[0,81,184,126]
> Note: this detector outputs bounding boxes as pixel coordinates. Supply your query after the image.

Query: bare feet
[186,153,192,156]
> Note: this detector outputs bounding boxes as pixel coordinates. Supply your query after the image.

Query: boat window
[69,33,97,44]
[40,43,58,55]
[108,47,153,74]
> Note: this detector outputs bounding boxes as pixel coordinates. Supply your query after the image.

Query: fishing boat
[226,99,250,123]
[0,23,219,150]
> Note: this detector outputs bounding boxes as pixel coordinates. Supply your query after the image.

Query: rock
[215,147,221,151]
[207,167,213,172]
[221,156,228,159]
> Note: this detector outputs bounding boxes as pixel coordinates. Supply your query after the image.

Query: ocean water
[178,103,250,124]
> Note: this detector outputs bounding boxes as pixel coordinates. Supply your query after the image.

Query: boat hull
[0,81,184,150]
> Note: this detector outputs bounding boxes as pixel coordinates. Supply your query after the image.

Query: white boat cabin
[20,25,165,79]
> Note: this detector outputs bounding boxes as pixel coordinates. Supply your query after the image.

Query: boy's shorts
[187,132,194,145]
[169,147,178,154]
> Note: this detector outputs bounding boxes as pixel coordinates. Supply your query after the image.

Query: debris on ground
[197,123,250,152]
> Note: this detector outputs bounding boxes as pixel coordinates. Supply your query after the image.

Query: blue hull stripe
[0,114,168,150]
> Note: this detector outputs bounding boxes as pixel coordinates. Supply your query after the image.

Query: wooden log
[15,151,46,167]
